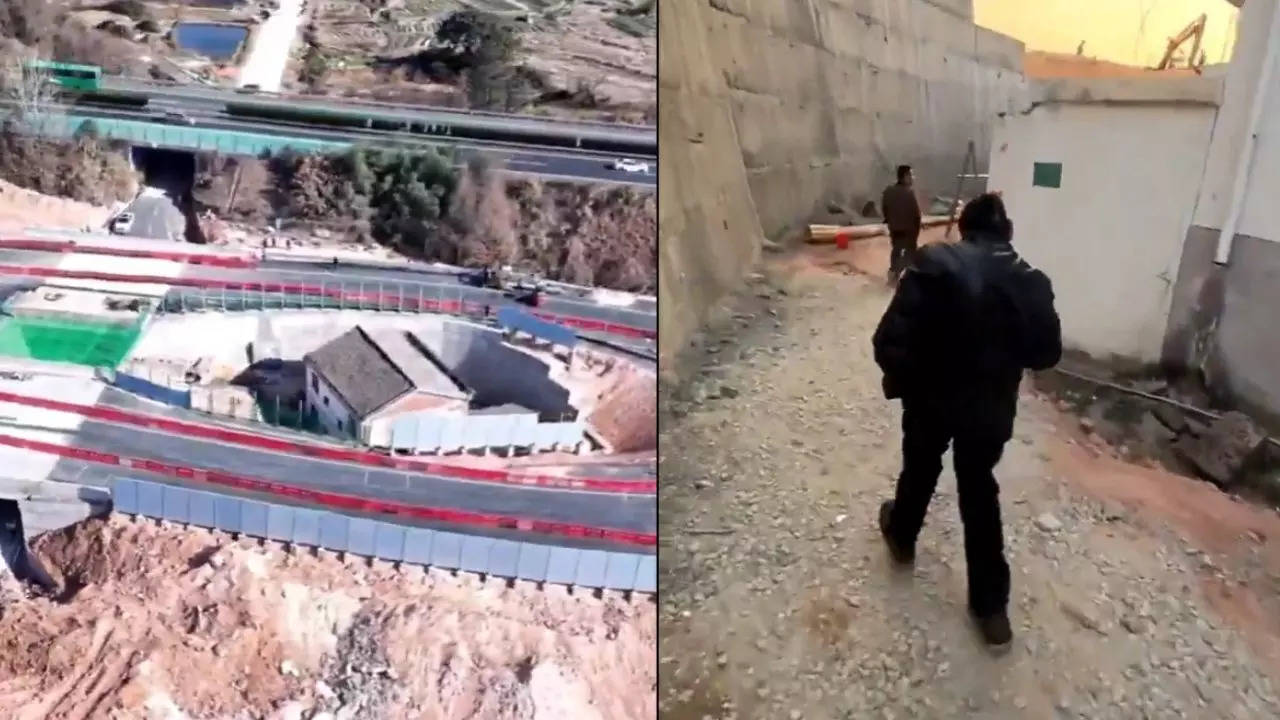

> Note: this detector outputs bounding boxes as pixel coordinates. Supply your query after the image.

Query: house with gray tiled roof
[303,326,471,442]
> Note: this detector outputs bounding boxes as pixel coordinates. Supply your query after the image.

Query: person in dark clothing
[871,192,1062,651]
[881,165,923,284]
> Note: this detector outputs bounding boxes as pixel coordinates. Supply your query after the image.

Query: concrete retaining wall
[111,477,656,591]
[658,0,1025,373]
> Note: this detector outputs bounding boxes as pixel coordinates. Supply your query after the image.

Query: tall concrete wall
[700,0,1026,239]
[987,78,1220,364]
[658,0,1026,373]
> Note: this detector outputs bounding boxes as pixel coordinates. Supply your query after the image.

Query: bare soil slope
[0,517,655,719]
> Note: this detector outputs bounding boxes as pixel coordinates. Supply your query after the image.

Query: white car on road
[110,212,135,235]
[611,158,650,173]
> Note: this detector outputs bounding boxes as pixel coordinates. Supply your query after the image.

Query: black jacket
[881,183,922,234]
[872,236,1062,405]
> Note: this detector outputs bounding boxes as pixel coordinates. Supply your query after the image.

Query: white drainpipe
[1214,0,1280,266]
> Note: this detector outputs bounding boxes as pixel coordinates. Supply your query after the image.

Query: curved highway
[0,375,655,551]
[0,246,657,346]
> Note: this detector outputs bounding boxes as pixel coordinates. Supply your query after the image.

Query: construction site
[660,0,1280,717]
[0,215,657,716]
[0,102,656,720]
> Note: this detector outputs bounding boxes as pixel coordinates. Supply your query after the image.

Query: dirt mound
[0,517,655,718]
[0,179,113,234]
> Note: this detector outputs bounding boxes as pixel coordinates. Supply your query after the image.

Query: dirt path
[659,244,1280,719]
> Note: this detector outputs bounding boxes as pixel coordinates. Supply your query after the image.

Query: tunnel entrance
[128,147,204,243]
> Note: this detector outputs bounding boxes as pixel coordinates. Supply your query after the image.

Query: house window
[1032,162,1062,189]
[323,396,329,407]
[311,373,319,391]
[337,418,343,431]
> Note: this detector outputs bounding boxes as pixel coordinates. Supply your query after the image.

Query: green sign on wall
[1033,162,1062,188]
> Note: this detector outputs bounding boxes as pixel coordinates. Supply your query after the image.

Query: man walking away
[870,192,1062,652]
[881,165,923,284]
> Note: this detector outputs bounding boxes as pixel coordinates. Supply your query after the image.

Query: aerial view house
[303,325,472,443]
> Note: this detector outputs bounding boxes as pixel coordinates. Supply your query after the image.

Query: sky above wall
[974,0,1239,67]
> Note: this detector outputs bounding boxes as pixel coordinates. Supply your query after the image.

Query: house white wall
[1163,0,1280,423]
[987,89,1218,363]
[304,364,357,438]
[362,392,470,448]
[1191,0,1279,242]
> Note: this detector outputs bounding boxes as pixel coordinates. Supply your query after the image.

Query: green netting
[0,316,143,366]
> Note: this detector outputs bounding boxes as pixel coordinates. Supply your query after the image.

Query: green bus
[22,60,102,92]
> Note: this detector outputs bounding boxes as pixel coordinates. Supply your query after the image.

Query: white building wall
[1238,30,1280,242]
[988,101,1217,362]
[304,364,356,438]
[1192,0,1279,240]
[362,399,469,449]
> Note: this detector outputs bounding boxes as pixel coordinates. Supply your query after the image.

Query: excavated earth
[0,516,655,719]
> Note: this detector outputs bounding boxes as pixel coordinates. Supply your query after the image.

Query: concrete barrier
[110,477,655,591]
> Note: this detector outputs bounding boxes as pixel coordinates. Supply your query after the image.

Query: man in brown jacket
[881,165,923,284]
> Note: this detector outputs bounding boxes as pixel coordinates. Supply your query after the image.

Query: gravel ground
[658,256,1280,720]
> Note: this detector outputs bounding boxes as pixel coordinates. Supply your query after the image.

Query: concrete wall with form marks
[986,76,1221,364]
[704,0,1025,239]
[658,0,1025,375]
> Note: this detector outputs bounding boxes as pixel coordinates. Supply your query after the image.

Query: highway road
[0,246,657,346]
[104,76,657,148]
[0,375,654,551]
[123,188,186,242]
[75,98,657,186]
[58,417,654,532]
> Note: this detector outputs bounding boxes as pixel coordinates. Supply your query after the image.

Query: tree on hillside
[0,51,59,129]
[300,45,328,89]
[433,11,520,68]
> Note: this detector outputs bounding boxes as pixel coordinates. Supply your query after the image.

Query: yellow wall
[974,0,1238,66]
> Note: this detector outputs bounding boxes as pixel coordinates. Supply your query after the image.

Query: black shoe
[878,500,914,565]
[973,611,1013,652]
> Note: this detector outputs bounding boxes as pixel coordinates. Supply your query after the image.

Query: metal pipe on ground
[1047,367,1280,451]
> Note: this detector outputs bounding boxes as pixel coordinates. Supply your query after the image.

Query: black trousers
[885,395,1014,617]
[888,229,920,279]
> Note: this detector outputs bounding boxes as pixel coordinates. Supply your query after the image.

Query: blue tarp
[111,371,192,409]
[496,307,578,348]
